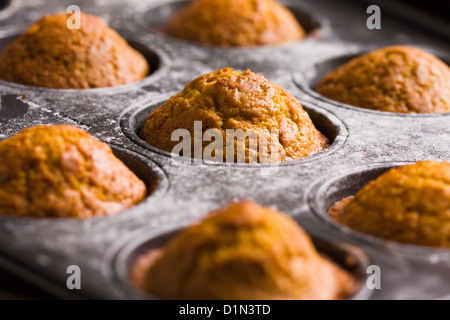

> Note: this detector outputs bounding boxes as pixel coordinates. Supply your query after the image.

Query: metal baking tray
[0,0,449,300]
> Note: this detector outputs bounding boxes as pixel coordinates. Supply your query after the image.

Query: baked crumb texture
[0,125,147,218]
[139,68,329,163]
[163,0,305,47]
[131,200,356,300]
[0,12,149,89]
[315,46,450,113]
[330,161,450,248]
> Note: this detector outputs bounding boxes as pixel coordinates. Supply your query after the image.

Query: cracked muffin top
[139,68,328,163]
[315,46,450,113]
[0,12,149,89]
[0,125,147,218]
[330,161,450,248]
[131,200,356,300]
[163,0,305,47]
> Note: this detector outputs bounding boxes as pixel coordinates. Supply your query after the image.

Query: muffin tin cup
[307,161,450,257]
[111,146,169,207]
[133,0,326,49]
[0,143,169,299]
[0,144,169,223]
[106,223,373,300]
[0,26,170,95]
[0,0,18,20]
[293,51,450,117]
[120,98,348,166]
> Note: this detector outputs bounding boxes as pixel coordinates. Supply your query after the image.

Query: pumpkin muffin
[0,12,149,89]
[329,161,450,248]
[139,68,328,163]
[131,200,356,300]
[0,125,147,218]
[163,0,305,47]
[315,46,450,113]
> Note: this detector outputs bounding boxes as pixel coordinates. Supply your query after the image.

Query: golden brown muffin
[330,161,450,248]
[163,0,305,47]
[0,125,147,218]
[0,12,149,89]
[315,46,450,113]
[139,68,328,163]
[131,200,356,300]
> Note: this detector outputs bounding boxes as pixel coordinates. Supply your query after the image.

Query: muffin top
[138,200,355,300]
[163,0,305,47]
[315,46,450,113]
[139,68,328,163]
[332,161,450,247]
[0,125,147,218]
[0,12,149,89]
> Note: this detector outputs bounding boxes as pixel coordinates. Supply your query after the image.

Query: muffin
[131,200,356,300]
[329,161,450,248]
[315,46,450,113]
[163,0,305,47]
[0,125,147,218]
[139,68,329,163]
[0,12,149,89]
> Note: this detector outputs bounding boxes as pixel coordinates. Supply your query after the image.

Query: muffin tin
[0,0,449,300]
